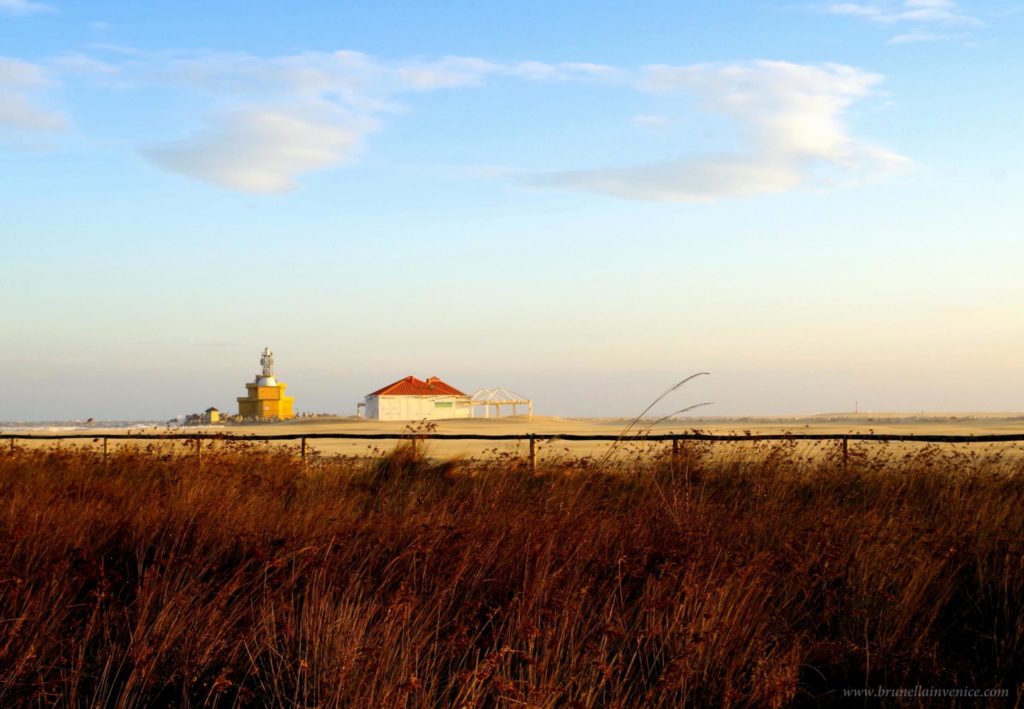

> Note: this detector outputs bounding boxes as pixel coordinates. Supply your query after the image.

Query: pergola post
[471,388,534,423]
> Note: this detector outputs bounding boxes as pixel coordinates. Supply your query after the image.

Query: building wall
[365,396,382,419]
[365,395,472,421]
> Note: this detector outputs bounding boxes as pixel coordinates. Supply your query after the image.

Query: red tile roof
[368,376,468,397]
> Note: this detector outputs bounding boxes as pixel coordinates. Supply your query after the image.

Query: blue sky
[2,0,1023,419]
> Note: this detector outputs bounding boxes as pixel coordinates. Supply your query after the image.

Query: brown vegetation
[0,440,1022,706]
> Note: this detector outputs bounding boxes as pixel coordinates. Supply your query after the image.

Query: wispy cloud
[393,56,497,90]
[0,0,52,15]
[89,50,622,192]
[136,51,621,102]
[29,49,904,200]
[51,52,119,76]
[824,0,983,43]
[532,61,907,202]
[507,61,627,83]
[130,51,498,190]
[0,57,66,132]
[145,106,374,193]
[887,29,950,43]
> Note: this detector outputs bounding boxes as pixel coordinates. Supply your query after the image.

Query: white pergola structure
[470,387,534,421]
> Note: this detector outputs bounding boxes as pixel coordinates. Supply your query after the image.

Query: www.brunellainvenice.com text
[842,686,1010,699]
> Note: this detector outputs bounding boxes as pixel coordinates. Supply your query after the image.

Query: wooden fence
[4,431,1024,472]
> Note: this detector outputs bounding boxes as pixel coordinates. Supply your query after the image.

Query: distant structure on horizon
[469,387,534,421]
[237,347,295,420]
[362,376,471,421]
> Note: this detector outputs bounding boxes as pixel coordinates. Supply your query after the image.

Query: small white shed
[364,376,472,421]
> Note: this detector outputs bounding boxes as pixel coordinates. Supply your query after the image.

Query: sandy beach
[8,413,1024,461]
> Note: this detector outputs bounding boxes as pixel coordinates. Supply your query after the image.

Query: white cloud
[533,155,807,201]
[815,1,983,44]
[145,51,620,100]
[827,3,884,19]
[826,0,980,24]
[144,106,373,193]
[394,56,496,90]
[130,51,492,190]
[887,29,948,42]
[33,49,906,200]
[51,52,118,75]
[104,50,622,191]
[0,57,66,131]
[0,0,52,15]
[86,43,141,55]
[532,61,907,202]
[824,1,982,42]
[0,55,48,84]
[507,61,625,83]
[0,93,65,131]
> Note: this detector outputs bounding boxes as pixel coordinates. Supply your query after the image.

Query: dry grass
[0,439,1022,707]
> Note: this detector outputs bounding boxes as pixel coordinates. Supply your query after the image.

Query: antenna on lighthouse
[260,347,275,378]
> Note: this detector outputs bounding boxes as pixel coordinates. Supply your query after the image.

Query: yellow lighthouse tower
[237,347,295,420]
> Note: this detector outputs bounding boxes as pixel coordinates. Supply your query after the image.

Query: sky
[2,0,1023,420]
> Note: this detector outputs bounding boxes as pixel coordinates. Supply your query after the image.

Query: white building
[364,376,472,421]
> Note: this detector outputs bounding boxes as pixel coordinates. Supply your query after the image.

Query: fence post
[300,436,307,464]
[528,434,536,473]
[8,438,12,453]
[103,437,108,464]
[672,436,680,475]
[841,436,849,471]
[196,436,202,469]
